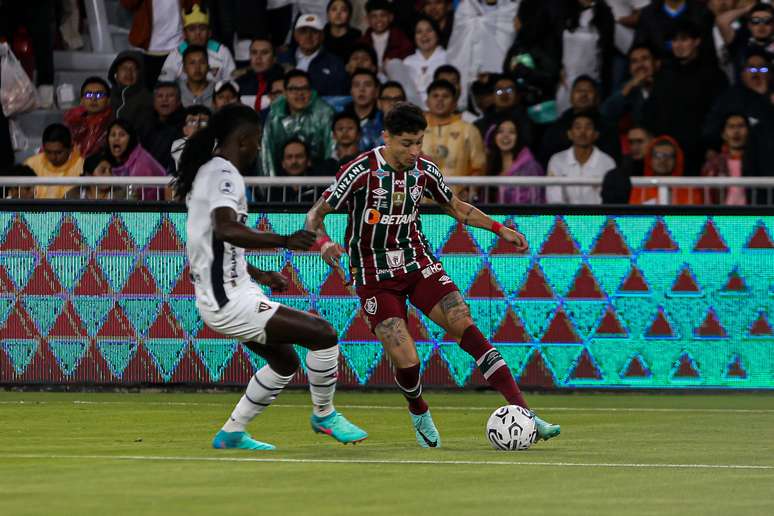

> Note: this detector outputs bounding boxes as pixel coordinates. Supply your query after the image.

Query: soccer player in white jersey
[174,104,367,450]
[306,102,560,448]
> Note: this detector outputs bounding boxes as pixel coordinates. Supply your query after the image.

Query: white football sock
[306,346,339,418]
[221,365,294,433]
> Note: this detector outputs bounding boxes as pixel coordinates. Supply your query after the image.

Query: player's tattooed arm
[440,197,528,252]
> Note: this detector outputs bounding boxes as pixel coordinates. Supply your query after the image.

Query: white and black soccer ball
[486,405,538,451]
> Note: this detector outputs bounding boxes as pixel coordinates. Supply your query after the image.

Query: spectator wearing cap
[24,123,84,199]
[403,16,449,106]
[64,77,114,158]
[633,0,716,63]
[642,20,728,176]
[601,44,660,129]
[178,45,215,108]
[108,51,155,136]
[234,38,285,111]
[474,74,534,153]
[716,2,774,80]
[345,68,383,150]
[701,113,754,205]
[360,0,414,71]
[64,152,116,200]
[140,82,185,173]
[324,0,363,62]
[281,13,349,96]
[546,111,616,205]
[261,69,335,176]
[159,4,236,83]
[213,80,241,110]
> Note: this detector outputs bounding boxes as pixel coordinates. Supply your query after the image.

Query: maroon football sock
[460,325,529,409]
[395,364,429,415]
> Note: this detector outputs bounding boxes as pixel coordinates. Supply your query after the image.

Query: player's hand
[499,226,529,253]
[321,241,346,272]
[259,271,289,292]
[285,230,316,250]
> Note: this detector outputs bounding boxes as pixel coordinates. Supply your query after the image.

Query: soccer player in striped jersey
[306,102,560,448]
[174,104,367,450]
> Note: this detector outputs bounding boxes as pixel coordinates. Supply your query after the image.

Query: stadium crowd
[1,0,773,205]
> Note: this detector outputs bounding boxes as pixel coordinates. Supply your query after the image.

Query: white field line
[0,454,772,470]
[0,400,773,414]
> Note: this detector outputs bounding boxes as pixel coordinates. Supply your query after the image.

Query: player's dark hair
[174,104,261,201]
[383,102,427,135]
[42,123,72,147]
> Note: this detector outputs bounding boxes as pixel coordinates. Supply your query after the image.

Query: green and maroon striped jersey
[322,146,454,286]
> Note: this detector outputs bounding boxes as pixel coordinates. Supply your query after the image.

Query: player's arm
[246,263,289,292]
[305,197,345,270]
[439,196,529,252]
[212,207,315,250]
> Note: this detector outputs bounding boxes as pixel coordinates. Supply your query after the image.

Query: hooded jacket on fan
[629,135,701,205]
[108,51,155,135]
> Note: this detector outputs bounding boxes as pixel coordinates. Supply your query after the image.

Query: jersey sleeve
[208,167,246,212]
[322,156,369,210]
[421,158,454,204]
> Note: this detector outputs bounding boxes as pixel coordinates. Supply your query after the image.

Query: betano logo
[364,209,418,225]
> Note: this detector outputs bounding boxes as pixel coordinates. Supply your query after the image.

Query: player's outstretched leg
[265,306,367,444]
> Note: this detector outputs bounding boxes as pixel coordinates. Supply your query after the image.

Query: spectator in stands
[64,77,113,159]
[360,0,414,71]
[475,74,534,150]
[24,123,84,199]
[403,16,448,106]
[257,76,287,125]
[267,138,319,202]
[601,44,660,129]
[324,0,363,62]
[607,1,650,80]
[421,0,454,48]
[422,80,485,197]
[345,69,383,150]
[346,44,380,76]
[261,70,334,176]
[159,4,236,83]
[707,0,739,81]
[282,14,349,96]
[105,119,167,200]
[171,105,211,170]
[64,152,116,200]
[602,126,653,204]
[716,2,774,80]
[540,76,619,166]
[485,118,545,205]
[328,111,363,169]
[212,80,241,110]
[546,112,616,205]
[703,49,774,150]
[633,0,716,62]
[3,164,35,199]
[701,113,752,205]
[377,80,407,116]
[630,135,701,204]
[108,51,155,135]
[234,38,284,111]
[141,82,184,173]
[643,20,729,176]
[178,45,215,108]
[121,0,188,88]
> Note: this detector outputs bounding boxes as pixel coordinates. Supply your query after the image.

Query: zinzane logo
[364,296,378,315]
[333,163,366,197]
[421,263,443,278]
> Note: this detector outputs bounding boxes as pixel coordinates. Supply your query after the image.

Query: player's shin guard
[222,365,294,432]
[460,325,529,408]
[395,364,429,415]
[306,346,339,418]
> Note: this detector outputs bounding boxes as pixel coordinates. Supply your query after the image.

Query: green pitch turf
[1,391,773,516]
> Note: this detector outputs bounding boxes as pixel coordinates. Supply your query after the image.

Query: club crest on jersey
[364,208,418,225]
[257,301,273,313]
[364,296,378,315]
[386,250,405,268]
[410,185,422,203]
[219,179,235,194]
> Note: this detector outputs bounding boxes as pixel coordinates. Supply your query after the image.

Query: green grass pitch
[1,390,773,516]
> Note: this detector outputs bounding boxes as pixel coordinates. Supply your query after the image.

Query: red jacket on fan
[120,0,198,50]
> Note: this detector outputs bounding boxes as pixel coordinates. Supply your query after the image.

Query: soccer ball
[486,405,538,451]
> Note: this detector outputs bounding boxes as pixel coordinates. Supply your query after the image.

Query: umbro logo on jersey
[373,188,388,197]
[257,302,273,313]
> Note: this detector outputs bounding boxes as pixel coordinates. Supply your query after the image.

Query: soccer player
[305,102,560,448]
[174,104,367,450]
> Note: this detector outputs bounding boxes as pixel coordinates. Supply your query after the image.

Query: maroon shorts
[355,263,460,329]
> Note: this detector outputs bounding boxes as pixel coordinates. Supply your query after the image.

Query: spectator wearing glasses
[64,77,113,158]
[171,105,212,171]
[24,123,84,199]
[701,113,753,205]
[324,0,363,62]
[234,38,284,111]
[474,74,534,153]
[602,126,653,204]
[283,14,349,96]
[377,80,407,117]
[261,69,334,176]
[178,45,215,108]
[629,135,701,205]
[716,2,774,79]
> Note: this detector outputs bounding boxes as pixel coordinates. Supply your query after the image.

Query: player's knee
[271,347,300,376]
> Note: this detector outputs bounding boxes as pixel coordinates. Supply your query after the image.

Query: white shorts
[197,284,281,344]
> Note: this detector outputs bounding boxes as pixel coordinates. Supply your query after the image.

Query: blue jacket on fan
[280,48,349,97]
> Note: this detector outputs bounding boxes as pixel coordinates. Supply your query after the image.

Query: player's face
[385,130,424,169]
[238,124,262,169]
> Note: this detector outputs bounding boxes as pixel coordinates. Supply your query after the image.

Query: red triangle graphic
[492,309,531,343]
[643,220,679,251]
[121,264,158,295]
[749,312,773,336]
[518,350,555,388]
[567,264,605,299]
[0,302,39,339]
[646,309,676,338]
[441,223,478,254]
[539,218,580,255]
[120,344,163,384]
[619,266,649,293]
[277,262,308,296]
[0,218,36,251]
[622,355,650,378]
[467,267,505,298]
[541,308,582,343]
[595,306,627,336]
[49,301,87,337]
[147,303,185,339]
[0,265,15,294]
[517,264,554,299]
[73,257,112,296]
[22,258,62,295]
[722,270,747,292]
[725,355,747,379]
[49,217,86,252]
[673,353,700,378]
[694,220,728,252]
[695,309,727,338]
[171,346,209,384]
[171,265,195,296]
[746,223,774,249]
[97,217,136,252]
[422,351,458,386]
[319,269,354,296]
[147,218,183,252]
[570,348,602,379]
[217,346,252,385]
[195,322,229,339]
[96,303,134,338]
[671,267,701,293]
[407,310,429,341]
[343,313,374,340]
[591,219,630,255]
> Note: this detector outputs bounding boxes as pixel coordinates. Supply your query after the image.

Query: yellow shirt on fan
[24,150,84,199]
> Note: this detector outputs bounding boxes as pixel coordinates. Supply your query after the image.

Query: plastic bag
[9,119,29,151]
[0,42,39,117]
